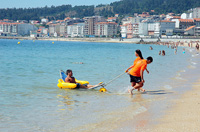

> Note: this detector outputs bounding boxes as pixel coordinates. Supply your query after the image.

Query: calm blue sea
[0,39,199,131]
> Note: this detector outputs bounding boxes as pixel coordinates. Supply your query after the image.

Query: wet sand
[147,79,200,132]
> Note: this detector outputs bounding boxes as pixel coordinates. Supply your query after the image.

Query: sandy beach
[146,79,200,132]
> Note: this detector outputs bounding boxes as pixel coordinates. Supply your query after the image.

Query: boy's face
[147,60,152,64]
[68,71,73,76]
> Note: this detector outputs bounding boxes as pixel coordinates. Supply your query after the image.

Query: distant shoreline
[0,36,200,45]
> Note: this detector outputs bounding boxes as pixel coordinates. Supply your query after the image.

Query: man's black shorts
[129,75,141,83]
[76,83,88,88]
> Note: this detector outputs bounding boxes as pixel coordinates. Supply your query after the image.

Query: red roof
[194,18,200,22]
[96,22,117,25]
[185,26,195,31]
[179,19,194,22]
[172,16,181,19]
[107,17,116,20]
[0,22,20,25]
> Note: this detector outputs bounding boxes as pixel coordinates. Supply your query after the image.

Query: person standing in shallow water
[162,50,165,56]
[126,57,153,95]
[196,43,199,51]
[125,49,150,93]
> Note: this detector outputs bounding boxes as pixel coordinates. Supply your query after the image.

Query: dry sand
[147,79,200,132]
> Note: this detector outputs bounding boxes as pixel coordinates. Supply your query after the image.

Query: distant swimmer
[65,69,99,89]
[72,62,84,64]
[149,46,153,50]
[126,57,153,95]
[159,50,161,55]
[183,48,186,54]
[196,43,199,51]
[162,50,165,56]
[174,47,177,54]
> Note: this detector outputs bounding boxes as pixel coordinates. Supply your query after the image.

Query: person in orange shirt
[126,50,144,71]
[126,56,153,95]
[125,50,149,90]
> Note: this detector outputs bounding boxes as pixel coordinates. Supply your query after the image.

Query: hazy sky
[0,0,119,9]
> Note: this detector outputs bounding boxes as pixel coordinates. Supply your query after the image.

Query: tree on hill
[0,0,200,21]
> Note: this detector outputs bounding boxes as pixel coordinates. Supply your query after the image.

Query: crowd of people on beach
[156,40,200,55]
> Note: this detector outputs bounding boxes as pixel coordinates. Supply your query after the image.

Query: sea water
[0,39,199,131]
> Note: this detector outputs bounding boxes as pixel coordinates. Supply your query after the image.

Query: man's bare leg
[129,82,143,95]
[128,82,136,95]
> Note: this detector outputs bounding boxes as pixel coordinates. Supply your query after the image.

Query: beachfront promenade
[1,36,200,45]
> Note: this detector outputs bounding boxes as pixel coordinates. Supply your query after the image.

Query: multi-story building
[84,16,106,36]
[195,27,200,36]
[194,18,200,27]
[133,23,139,37]
[49,23,66,37]
[0,22,37,36]
[139,20,175,37]
[191,7,200,18]
[178,19,194,29]
[95,22,117,37]
[67,23,85,37]
[158,20,176,35]
[84,17,96,36]
[120,24,127,38]
[139,22,148,37]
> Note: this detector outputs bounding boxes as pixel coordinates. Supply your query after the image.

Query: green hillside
[0,0,200,21]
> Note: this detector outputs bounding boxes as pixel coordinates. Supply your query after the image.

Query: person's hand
[146,70,149,74]
[125,70,128,73]
[142,79,145,83]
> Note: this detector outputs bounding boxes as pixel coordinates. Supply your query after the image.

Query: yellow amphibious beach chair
[57,70,89,89]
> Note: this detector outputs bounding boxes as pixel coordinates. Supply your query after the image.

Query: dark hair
[147,56,153,62]
[66,69,72,75]
[135,49,144,59]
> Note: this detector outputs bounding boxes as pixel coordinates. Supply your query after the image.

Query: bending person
[125,49,149,91]
[65,69,99,89]
[126,57,153,95]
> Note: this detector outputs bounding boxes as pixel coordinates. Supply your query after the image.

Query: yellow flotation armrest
[57,79,89,89]
[75,79,89,85]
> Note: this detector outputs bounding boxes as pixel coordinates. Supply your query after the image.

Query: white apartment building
[0,22,37,36]
[139,22,148,37]
[192,7,200,18]
[181,13,193,19]
[95,22,117,37]
[120,25,127,38]
[139,21,175,37]
[67,23,85,37]
[158,20,176,35]
[49,23,66,37]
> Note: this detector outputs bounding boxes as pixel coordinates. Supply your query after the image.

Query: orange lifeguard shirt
[129,59,147,77]
[133,57,141,65]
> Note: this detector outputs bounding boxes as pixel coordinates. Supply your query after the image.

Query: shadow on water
[142,90,174,95]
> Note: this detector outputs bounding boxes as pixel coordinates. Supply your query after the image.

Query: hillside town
[0,7,200,39]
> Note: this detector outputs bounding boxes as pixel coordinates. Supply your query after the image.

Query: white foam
[175,77,186,80]
[192,54,199,57]
[135,106,147,115]
[163,85,172,89]
[116,86,132,94]
[191,62,197,65]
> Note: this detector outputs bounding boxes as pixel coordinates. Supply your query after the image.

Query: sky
[0,0,119,9]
